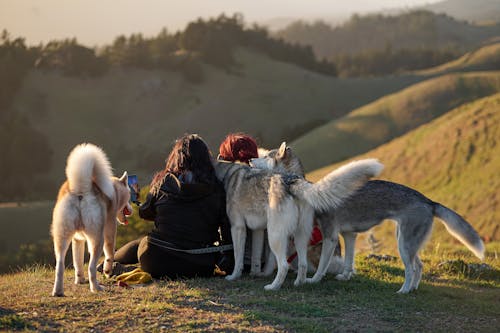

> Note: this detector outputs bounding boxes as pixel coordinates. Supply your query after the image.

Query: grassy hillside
[12,48,421,196]
[308,93,500,242]
[1,244,498,332]
[415,42,500,76]
[292,71,500,171]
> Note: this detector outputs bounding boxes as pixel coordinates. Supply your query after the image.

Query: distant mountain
[275,10,500,58]
[291,71,500,171]
[420,0,500,23]
[308,93,500,241]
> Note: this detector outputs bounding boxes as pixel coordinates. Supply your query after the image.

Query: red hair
[218,133,258,164]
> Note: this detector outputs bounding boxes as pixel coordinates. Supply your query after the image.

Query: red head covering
[219,133,258,164]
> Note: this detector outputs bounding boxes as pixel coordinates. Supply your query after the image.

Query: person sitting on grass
[108,134,233,279]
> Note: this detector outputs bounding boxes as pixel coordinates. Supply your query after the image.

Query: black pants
[114,236,217,279]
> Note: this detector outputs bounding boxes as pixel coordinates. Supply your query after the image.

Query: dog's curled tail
[434,204,485,260]
[65,143,114,200]
[292,159,383,212]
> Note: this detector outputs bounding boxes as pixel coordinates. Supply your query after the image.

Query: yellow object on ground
[115,268,153,284]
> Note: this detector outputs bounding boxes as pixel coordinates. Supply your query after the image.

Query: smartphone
[127,174,140,204]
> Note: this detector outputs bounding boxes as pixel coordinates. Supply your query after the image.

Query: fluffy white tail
[65,143,114,200]
[434,204,485,260]
[292,159,383,212]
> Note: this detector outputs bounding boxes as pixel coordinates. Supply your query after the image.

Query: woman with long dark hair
[112,134,232,279]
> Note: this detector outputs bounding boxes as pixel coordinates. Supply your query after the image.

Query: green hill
[12,48,422,198]
[415,42,500,76]
[291,71,500,171]
[308,93,500,241]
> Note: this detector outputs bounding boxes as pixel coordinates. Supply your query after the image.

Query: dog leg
[87,237,104,292]
[72,238,86,284]
[102,218,117,278]
[226,223,246,281]
[410,256,423,291]
[306,232,339,283]
[293,229,310,287]
[336,232,357,281]
[262,246,276,276]
[264,231,289,291]
[250,229,264,276]
[293,208,313,286]
[396,231,415,294]
[52,236,71,297]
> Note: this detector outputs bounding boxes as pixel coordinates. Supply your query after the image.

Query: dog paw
[305,277,320,284]
[74,277,87,285]
[335,271,353,281]
[90,284,105,293]
[264,283,280,291]
[293,279,305,287]
[51,290,64,297]
[225,274,240,281]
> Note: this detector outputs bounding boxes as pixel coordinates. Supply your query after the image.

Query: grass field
[1,242,498,332]
[308,94,500,242]
[292,71,500,171]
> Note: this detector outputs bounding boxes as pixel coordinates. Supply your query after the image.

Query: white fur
[51,143,131,296]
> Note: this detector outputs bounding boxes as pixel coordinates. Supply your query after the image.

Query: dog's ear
[119,171,128,185]
[278,142,287,158]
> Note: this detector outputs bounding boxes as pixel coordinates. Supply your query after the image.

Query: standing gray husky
[51,143,132,296]
[252,143,485,293]
[214,157,382,290]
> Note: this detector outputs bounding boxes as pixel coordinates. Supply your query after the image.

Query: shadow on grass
[178,266,500,332]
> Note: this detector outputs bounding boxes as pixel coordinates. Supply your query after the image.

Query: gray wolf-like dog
[214,157,382,290]
[51,143,132,296]
[252,143,485,293]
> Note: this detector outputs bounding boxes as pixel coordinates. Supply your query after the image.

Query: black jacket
[139,173,231,250]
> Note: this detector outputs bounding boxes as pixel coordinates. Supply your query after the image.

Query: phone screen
[128,174,139,203]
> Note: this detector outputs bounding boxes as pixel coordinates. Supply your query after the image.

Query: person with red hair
[218,133,259,164]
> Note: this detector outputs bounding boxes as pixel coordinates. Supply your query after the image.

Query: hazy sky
[1,0,442,46]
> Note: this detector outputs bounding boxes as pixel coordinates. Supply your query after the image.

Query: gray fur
[215,153,382,291]
[254,145,485,293]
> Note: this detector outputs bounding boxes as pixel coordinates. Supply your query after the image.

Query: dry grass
[1,242,499,332]
[292,71,500,171]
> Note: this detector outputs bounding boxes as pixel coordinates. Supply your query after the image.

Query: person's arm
[138,192,157,221]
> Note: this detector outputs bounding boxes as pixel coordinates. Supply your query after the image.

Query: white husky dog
[215,156,382,290]
[51,143,132,296]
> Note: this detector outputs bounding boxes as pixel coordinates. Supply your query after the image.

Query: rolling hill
[414,42,500,76]
[12,48,422,196]
[308,93,500,242]
[291,71,500,171]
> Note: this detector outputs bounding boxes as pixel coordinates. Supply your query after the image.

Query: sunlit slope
[415,42,500,76]
[291,71,500,171]
[308,94,500,241]
[13,48,421,187]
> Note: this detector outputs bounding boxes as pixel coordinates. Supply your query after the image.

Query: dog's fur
[214,156,382,290]
[51,143,132,296]
[252,143,485,293]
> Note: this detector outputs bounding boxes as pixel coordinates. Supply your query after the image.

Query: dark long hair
[151,134,217,188]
